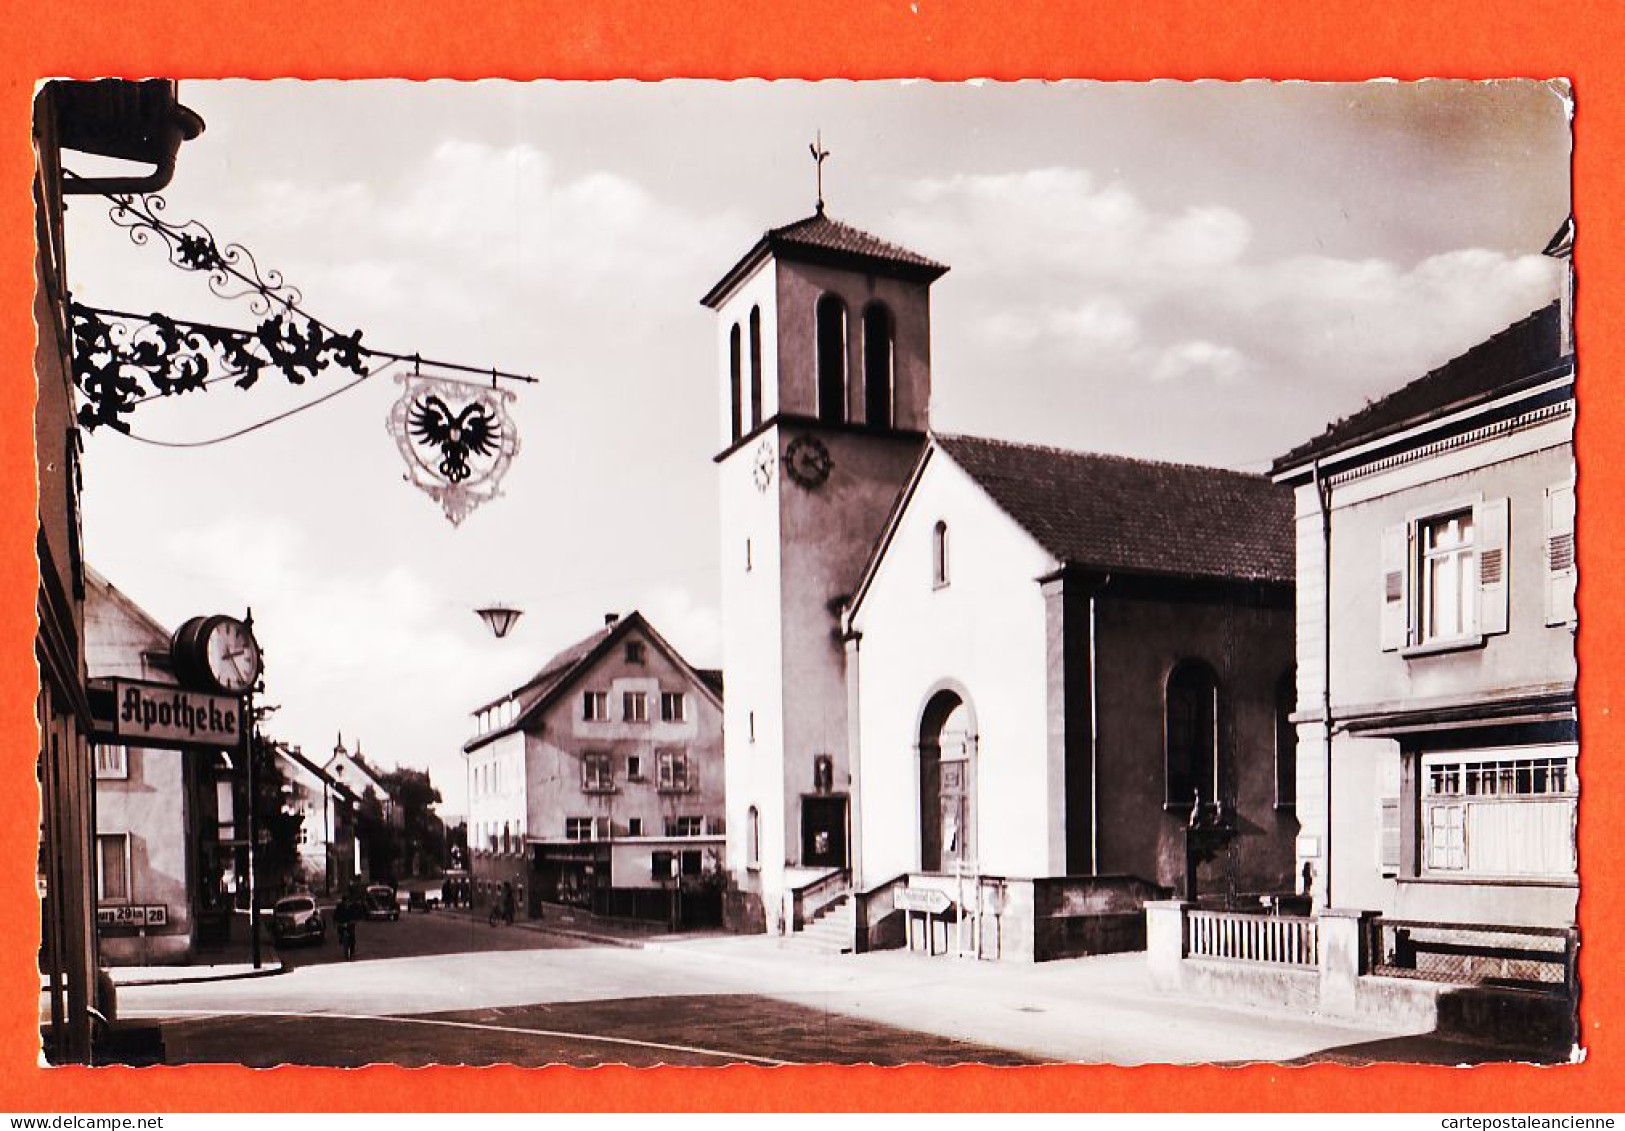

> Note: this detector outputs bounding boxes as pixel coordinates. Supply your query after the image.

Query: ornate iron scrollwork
[70,303,367,433]
[106,191,304,317]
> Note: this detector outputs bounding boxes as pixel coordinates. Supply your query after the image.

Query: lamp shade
[475,604,523,639]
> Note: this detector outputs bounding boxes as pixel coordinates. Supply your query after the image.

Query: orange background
[0,0,1619,1112]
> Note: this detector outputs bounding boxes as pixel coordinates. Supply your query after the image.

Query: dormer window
[932,520,950,588]
[816,294,848,424]
[863,301,894,429]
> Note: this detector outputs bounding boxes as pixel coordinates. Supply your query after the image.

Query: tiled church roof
[701,209,948,308]
[937,434,1294,585]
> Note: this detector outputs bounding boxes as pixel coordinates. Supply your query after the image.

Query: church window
[1275,670,1296,810]
[728,323,743,442]
[863,302,894,429]
[749,306,764,429]
[816,294,848,424]
[932,521,950,588]
[1165,660,1222,810]
[747,805,760,869]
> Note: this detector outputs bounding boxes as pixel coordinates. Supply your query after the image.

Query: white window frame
[1418,745,1577,882]
[97,832,131,904]
[657,749,692,793]
[623,691,649,723]
[582,690,609,721]
[1417,508,1478,646]
[661,691,686,722]
[666,815,704,837]
[582,752,614,792]
[1384,493,1508,656]
[95,744,129,781]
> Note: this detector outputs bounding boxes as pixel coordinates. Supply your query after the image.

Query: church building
[703,199,1299,956]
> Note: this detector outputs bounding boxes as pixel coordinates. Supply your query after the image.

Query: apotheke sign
[96,679,242,748]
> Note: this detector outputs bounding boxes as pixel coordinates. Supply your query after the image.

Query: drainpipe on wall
[1312,459,1334,910]
[1087,573,1112,876]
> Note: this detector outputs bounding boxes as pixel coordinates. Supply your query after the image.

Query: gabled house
[85,568,229,965]
[840,434,1298,959]
[277,744,363,896]
[1270,235,1576,941]
[324,735,397,827]
[463,611,725,922]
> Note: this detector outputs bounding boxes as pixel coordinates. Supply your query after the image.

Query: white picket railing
[1187,909,1319,968]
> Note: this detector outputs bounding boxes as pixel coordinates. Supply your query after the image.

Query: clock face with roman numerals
[751,439,776,493]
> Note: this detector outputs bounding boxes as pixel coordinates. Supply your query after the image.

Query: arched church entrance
[919,686,977,872]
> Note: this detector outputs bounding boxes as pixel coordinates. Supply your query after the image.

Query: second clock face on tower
[751,439,777,493]
[784,435,833,489]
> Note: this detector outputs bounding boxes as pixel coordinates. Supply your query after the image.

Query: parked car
[270,895,325,947]
[364,884,400,922]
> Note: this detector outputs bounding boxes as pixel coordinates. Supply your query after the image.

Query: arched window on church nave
[932,520,950,588]
[863,301,894,429]
[502,822,511,855]
[728,322,743,442]
[1165,659,1222,811]
[749,306,764,430]
[1275,668,1297,811]
[816,293,848,424]
[747,805,760,869]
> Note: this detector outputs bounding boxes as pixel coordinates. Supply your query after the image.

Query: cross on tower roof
[809,131,830,214]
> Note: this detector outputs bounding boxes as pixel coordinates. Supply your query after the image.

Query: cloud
[1151,340,1249,385]
[900,165,1561,443]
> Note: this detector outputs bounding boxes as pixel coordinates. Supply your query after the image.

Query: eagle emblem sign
[387,373,520,526]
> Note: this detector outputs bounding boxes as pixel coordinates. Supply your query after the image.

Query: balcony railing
[1187,908,1319,968]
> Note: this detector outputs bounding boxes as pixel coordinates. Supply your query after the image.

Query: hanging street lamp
[475,604,523,640]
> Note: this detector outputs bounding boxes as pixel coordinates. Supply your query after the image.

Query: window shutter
[1474,496,1510,636]
[1546,482,1577,626]
[1378,797,1401,876]
[1380,523,1408,651]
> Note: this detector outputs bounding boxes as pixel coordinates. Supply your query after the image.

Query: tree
[356,789,403,886]
[380,766,446,877]
[239,730,303,903]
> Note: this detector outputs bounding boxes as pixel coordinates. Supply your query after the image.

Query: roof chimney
[604,612,620,627]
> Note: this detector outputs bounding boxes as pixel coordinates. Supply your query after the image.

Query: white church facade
[704,203,1299,958]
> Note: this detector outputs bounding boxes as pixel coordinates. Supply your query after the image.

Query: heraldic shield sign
[387,372,521,526]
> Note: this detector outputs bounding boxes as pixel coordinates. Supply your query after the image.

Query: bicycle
[337,919,357,959]
[487,902,514,927]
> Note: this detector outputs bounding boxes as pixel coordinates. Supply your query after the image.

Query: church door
[801,796,848,868]
[919,690,976,872]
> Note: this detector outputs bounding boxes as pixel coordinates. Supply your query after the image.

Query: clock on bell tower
[701,201,948,933]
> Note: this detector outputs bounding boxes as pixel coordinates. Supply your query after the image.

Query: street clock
[172,615,262,695]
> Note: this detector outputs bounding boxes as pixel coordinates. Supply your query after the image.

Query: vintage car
[363,884,400,922]
[270,895,326,947]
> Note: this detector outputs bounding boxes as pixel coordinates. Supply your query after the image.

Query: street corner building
[84,568,233,965]
[702,205,1298,958]
[1140,221,1578,1047]
[1273,223,1575,959]
[462,612,726,924]
[32,79,205,1063]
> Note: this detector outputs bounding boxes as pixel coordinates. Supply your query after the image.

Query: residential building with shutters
[1270,225,1576,931]
[462,611,725,923]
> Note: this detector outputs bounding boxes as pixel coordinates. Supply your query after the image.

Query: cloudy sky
[65,80,1570,817]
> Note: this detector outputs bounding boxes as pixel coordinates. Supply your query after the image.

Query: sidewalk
[438,902,730,949]
[107,960,284,988]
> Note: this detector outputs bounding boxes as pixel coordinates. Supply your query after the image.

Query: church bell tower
[701,194,948,933]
